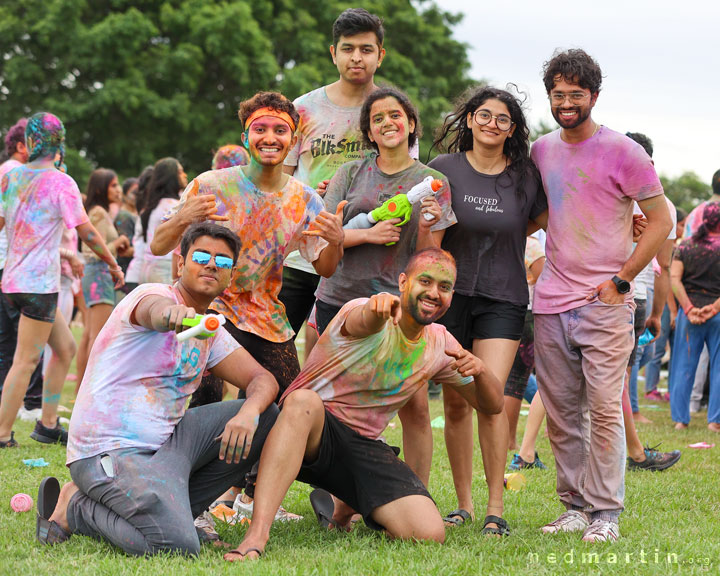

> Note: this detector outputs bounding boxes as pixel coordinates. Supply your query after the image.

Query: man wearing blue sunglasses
[35,223,280,557]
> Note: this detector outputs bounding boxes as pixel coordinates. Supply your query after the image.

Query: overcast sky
[440,0,718,184]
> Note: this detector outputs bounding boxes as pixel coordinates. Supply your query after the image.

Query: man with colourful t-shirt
[35,224,279,556]
[223,248,503,562]
[280,8,386,336]
[152,92,344,396]
[530,50,672,542]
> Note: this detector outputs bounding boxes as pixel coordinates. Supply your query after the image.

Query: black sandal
[443,509,472,526]
[36,477,71,545]
[309,488,337,529]
[224,547,263,561]
[0,431,18,448]
[481,514,511,536]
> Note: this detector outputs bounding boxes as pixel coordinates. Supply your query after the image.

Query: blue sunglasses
[191,250,234,269]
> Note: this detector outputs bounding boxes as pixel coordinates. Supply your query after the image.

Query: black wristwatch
[611,275,631,294]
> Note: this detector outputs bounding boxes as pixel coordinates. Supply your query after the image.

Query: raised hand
[302,200,348,246]
[180,180,230,223]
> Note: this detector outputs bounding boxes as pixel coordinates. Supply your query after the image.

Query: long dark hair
[692,202,720,244]
[431,84,539,200]
[140,158,182,242]
[84,168,118,212]
[134,165,154,214]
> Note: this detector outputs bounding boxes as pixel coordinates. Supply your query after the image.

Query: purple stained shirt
[0,164,88,294]
[530,127,665,314]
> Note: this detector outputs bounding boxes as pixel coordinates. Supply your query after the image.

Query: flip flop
[36,477,71,545]
[443,508,472,527]
[223,547,263,561]
[309,488,336,529]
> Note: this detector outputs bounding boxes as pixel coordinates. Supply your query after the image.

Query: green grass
[1,339,718,574]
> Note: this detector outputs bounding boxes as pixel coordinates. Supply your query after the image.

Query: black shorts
[2,292,58,323]
[504,309,535,399]
[315,299,343,336]
[628,298,647,367]
[296,409,432,531]
[439,293,526,347]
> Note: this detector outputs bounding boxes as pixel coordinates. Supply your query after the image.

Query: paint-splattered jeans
[534,301,634,521]
[67,400,278,556]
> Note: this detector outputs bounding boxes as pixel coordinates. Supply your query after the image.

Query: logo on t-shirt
[310,134,368,159]
[463,194,504,214]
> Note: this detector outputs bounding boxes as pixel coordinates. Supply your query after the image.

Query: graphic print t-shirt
[280,298,472,439]
[0,165,88,294]
[284,87,373,274]
[67,283,239,464]
[430,153,547,306]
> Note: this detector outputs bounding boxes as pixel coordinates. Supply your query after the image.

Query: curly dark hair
[430,84,539,201]
[4,118,27,156]
[237,92,299,131]
[359,86,421,153]
[692,201,720,244]
[712,169,720,196]
[543,49,603,94]
[84,168,118,212]
[332,8,384,46]
[626,132,654,158]
[140,157,182,242]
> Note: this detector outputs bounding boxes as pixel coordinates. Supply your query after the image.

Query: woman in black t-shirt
[427,86,548,535]
[669,202,720,432]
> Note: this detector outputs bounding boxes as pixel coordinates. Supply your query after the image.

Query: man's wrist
[683,303,695,315]
[611,275,631,294]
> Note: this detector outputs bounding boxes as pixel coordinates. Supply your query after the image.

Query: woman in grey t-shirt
[428,86,548,536]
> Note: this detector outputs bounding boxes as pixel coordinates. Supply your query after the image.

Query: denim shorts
[82,260,116,306]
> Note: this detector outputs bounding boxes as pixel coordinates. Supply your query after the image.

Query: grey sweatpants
[67,400,278,556]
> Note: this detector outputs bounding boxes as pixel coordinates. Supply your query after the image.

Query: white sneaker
[582,519,620,542]
[17,407,42,422]
[233,494,303,522]
[541,510,589,534]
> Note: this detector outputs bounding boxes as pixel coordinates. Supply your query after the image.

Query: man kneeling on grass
[36,223,279,556]
[224,247,504,562]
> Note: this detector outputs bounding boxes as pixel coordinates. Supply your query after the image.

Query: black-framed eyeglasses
[473,109,513,132]
[549,92,591,106]
[191,250,234,269]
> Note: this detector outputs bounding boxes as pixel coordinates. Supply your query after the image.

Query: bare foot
[674,422,688,430]
[708,423,720,433]
[331,496,356,531]
[48,482,79,533]
[633,412,653,424]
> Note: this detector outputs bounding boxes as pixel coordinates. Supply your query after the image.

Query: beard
[551,105,591,130]
[408,296,445,326]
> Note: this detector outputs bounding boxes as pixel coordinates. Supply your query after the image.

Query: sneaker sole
[30,431,67,445]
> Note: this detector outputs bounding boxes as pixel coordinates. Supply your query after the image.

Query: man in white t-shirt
[35,223,279,556]
[280,8,389,342]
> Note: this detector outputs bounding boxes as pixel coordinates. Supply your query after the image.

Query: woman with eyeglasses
[427,85,548,536]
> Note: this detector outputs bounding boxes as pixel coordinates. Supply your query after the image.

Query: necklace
[561,121,599,143]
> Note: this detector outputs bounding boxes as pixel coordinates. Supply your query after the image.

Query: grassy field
[1,335,718,575]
